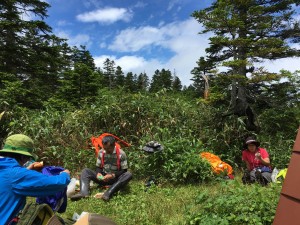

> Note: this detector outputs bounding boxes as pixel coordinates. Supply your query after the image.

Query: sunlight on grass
[54,177,284,225]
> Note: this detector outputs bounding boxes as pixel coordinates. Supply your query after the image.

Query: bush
[186,181,281,225]
[3,89,298,179]
[129,137,213,183]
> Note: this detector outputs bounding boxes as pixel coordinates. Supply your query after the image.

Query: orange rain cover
[200,152,233,175]
[90,133,130,157]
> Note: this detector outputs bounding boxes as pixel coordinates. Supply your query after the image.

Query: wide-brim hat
[243,137,260,149]
[0,134,37,160]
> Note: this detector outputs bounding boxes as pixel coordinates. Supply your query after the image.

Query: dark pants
[242,169,272,185]
[80,168,132,196]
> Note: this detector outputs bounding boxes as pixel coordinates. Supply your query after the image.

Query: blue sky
[44,0,299,85]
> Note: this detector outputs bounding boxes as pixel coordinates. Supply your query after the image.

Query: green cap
[0,134,37,160]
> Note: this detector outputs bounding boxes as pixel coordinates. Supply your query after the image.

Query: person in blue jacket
[0,134,70,225]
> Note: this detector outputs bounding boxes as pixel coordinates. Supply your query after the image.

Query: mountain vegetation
[0,0,299,224]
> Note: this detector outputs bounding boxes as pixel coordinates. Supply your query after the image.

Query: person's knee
[81,168,94,178]
[125,171,133,181]
[81,168,89,174]
[119,171,133,183]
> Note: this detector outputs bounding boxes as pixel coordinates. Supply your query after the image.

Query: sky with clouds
[44,0,300,86]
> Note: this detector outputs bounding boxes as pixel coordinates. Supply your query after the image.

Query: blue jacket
[0,157,70,225]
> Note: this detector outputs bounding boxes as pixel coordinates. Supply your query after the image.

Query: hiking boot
[255,170,267,186]
[101,194,110,201]
[70,193,88,201]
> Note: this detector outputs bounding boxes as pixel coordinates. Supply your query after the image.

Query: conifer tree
[192,0,300,130]
[172,76,183,92]
[191,57,215,98]
[115,66,125,88]
[102,58,116,89]
[149,69,173,92]
[124,72,136,92]
[136,72,149,92]
[0,0,71,108]
[71,45,95,70]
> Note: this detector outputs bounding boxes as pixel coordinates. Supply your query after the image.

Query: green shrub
[186,181,281,225]
[4,89,298,179]
[129,137,213,183]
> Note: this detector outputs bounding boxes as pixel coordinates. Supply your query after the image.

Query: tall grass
[3,89,296,224]
[5,89,296,179]
[58,178,282,225]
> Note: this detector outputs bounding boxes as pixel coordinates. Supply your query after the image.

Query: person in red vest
[242,136,272,186]
[71,135,132,201]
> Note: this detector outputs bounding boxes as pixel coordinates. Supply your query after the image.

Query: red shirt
[242,147,269,170]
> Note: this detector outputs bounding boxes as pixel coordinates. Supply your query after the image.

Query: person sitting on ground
[241,136,272,186]
[71,135,132,201]
[0,134,70,225]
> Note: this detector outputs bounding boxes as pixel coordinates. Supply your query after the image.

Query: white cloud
[167,0,181,11]
[94,55,161,76]
[115,56,146,71]
[107,18,209,85]
[133,1,148,8]
[258,58,300,73]
[94,55,116,67]
[56,30,92,48]
[97,18,300,86]
[109,26,166,52]
[109,18,206,53]
[57,20,73,26]
[76,8,133,24]
[99,42,107,48]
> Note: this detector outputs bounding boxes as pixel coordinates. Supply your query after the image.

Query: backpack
[200,152,234,176]
[90,133,130,157]
[16,202,63,225]
[36,166,67,213]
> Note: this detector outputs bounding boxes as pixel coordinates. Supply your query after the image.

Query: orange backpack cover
[90,133,130,157]
[200,152,233,175]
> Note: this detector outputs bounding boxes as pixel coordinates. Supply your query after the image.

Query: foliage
[4,89,297,176]
[0,0,71,108]
[59,180,207,225]
[149,69,176,92]
[192,0,300,131]
[187,181,282,225]
[57,63,101,107]
[0,0,298,223]
[191,56,215,99]
[7,107,95,173]
[55,178,282,225]
[130,137,213,183]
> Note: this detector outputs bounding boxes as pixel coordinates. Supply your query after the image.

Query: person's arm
[11,167,70,197]
[242,150,251,171]
[102,169,127,181]
[95,167,103,174]
[255,152,270,166]
[244,160,251,171]
[114,169,127,178]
